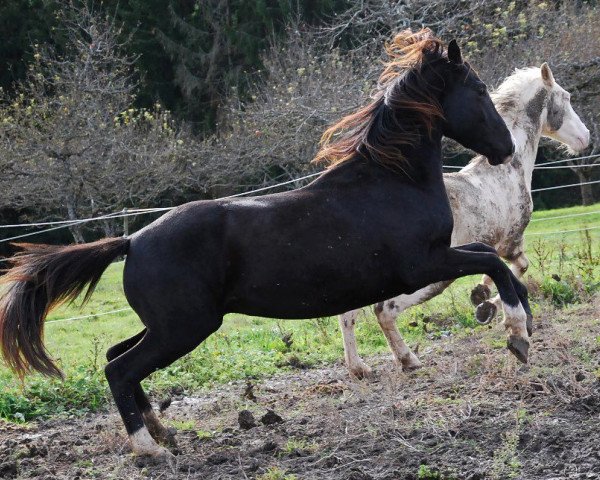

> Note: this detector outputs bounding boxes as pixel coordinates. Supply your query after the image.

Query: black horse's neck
[394,126,444,183]
[321,122,445,187]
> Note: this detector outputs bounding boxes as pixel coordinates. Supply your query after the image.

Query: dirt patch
[1,298,599,479]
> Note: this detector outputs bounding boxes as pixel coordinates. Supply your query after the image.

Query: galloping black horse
[0,30,529,461]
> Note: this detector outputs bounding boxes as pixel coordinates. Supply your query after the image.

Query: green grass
[1,202,599,422]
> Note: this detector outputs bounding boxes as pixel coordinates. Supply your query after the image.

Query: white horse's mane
[491,67,544,117]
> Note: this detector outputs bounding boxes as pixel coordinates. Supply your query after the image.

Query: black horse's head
[313,29,514,170]
[437,40,514,165]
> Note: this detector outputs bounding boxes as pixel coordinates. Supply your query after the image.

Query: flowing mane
[313,29,446,170]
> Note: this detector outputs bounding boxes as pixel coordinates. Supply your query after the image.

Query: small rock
[260,440,279,452]
[159,396,172,413]
[171,385,184,396]
[243,381,257,402]
[0,460,17,479]
[238,410,257,430]
[576,372,586,382]
[206,453,230,465]
[260,409,283,425]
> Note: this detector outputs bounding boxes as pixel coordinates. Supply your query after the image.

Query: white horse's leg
[339,309,373,378]
[375,282,450,370]
[470,274,494,306]
[376,299,421,371]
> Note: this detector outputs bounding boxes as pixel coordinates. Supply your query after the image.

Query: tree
[205,26,371,190]
[0,3,204,241]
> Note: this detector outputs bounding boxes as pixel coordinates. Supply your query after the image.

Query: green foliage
[417,464,441,480]
[540,277,580,307]
[0,0,342,129]
[0,365,107,422]
[281,438,318,455]
[257,467,297,480]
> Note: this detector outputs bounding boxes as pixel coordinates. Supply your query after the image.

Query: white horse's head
[538,63,590,153]
[492,65,590,153]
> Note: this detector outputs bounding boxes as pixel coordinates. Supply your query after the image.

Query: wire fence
[530,179,600,193]
[0,157,598,256]
[529,209,600,222]
[442,152,600,170]
[0,171,324,244]
[45,308,131,325]
[524,224,600,237]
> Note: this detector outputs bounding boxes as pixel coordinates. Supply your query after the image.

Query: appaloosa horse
[338,63,590,378]
[0,30,524,462]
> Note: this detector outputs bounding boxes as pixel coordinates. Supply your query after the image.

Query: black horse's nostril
[511,142,516,155]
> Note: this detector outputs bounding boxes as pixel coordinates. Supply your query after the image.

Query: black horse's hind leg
[106,330,177,447]
[104,318,220,459]
[420,243,531,363]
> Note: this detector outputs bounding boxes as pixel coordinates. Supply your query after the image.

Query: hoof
[475,301,497,325]
[348,362,373,379]
[134,447,177,469]
[147,422,178,449]
[470,284,491,306]
[158,427,178,449]
[401,352,422,371]
[507,335,529,364]
[526,314,534,337]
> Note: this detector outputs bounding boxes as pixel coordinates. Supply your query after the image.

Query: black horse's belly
[221,188,451,318]
[224,243,412,318]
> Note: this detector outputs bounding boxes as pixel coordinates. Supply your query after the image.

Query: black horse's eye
[477,84,487,95]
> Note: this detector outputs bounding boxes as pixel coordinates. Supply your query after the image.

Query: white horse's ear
[448,40,463,65]
[541,62,555,87]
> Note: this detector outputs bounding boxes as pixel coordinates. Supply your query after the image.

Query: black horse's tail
[0,238,130,379]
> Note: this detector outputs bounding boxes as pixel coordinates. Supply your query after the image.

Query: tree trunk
[574,168,595,206]
[102,219,118,238]
[66,201,85,243]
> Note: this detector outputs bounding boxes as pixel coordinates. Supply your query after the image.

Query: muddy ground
[1,297,600,480]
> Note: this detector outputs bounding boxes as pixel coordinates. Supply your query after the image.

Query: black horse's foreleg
[104,321,219,459]
[455,242,532,334]
[106,330,176,447]
[418,243,531,363]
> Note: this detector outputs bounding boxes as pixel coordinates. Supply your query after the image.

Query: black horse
[0,30,529,462]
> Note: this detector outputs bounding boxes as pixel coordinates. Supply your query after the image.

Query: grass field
[1,202,599,422]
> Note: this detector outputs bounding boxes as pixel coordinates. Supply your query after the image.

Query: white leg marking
[502,302,529,339]
[376,284,447,369]
[130,427,164,456]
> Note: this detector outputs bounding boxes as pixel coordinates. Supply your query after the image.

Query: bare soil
[1,297,600,480]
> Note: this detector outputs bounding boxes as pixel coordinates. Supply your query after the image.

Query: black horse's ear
[448,40,463,65]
